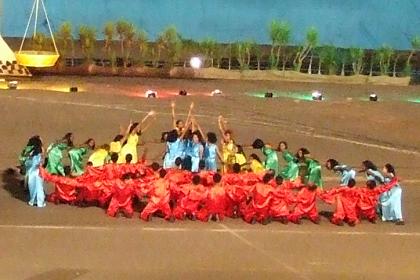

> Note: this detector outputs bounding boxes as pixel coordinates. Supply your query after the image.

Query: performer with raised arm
[172,101,194,136]
[218,115,237,173]
[118,110,156,164]
[109,120,133,156]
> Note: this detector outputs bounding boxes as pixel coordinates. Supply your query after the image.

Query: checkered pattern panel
[0,60,31,76]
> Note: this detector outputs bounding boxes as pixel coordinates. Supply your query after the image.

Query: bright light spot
[190,57,202,69]
[145,89,158,98]
[211,89,222,96]
[311,90,323,101]
[8,81,18,89]
[369,93,378,101]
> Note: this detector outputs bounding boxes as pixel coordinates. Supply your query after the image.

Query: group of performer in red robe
[39,161,399,226]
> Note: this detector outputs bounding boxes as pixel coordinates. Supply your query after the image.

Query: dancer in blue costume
[194,118,223,172]
[163,130,187,169]
[26,136,46,207]
[171,101,194,136]
[189,131,204,172]
[325,158,356,186]
[380,164,404,225]
[361,160,385,184]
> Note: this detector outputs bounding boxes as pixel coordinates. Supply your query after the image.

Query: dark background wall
[2,0,420,50]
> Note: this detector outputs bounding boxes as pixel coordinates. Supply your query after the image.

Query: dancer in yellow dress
[218,115,237,173]
[88,144,110,167]
[109,121,133,156]
[118,111,156,164]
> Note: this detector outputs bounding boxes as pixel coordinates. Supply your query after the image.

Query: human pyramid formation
[20,102,404,226]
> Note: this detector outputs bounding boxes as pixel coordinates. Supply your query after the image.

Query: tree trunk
[406,50,414,67]
[341,61,345,76]
[308,53,313,74]
[282,57,286,72]
[120,39,125,67]
[257,58,260,70]
[228,57,231,70]
[369,61,373,76]
[296,61,303,72]
[155,49,161,68]
[275,46,281,68]
[392,54,400,77]
[318,60,322,75]
[270,46,275,68]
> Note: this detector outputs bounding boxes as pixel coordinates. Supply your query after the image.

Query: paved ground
[0,76,420,279]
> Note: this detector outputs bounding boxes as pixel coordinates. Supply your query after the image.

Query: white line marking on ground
[218,223,311,280]
[0,224,419,237]
[2,94,420,156]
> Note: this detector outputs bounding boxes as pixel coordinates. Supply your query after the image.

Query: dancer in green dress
[277,141,299,181]
[252,138,279,176]
[68,138,95,176]
[295,147,311,182]
[306,157,323,189]
[45,133,74,176]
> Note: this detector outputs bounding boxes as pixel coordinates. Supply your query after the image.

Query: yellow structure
[15,51,59,68]
[16,0,60,68]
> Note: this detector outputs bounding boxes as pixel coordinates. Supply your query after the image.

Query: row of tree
[30,19,420,76]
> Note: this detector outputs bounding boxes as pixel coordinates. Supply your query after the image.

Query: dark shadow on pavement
[2,168,27,202]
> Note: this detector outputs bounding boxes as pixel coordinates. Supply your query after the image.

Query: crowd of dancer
[18,102,405,226]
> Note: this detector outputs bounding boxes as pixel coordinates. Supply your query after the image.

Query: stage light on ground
[70,87,78,93]
[369,93,378,102]
[145,89,158,98]
[8,81,18,90]
[211,89,222,96]
[190,57,202,69]
[311,90,323,101]
[265,92,273,98]
[179,90,188,96]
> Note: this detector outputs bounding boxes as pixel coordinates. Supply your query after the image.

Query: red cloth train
[39,163,398,226]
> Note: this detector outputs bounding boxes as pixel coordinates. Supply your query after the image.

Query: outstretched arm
[139,111,156,134]
[171,101,177,129]
[184,102,194,127]
[179,118,192,139]
[193,117,206,138]
[120,120,133,144]
[218,115,229,142]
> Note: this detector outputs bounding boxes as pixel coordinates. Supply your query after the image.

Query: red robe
[242,183,273,223]
[223,174,249,217]
[269,185,295,219]
[105,179,135,217]
[40,168,79,204]
[198,170,216,187]
[197,183,229,221]
[140,178,172,221]
[289,187,321,223]
[173,183,207,219]
[355,178,397,220]
[320,187,359,224]
[166,169,192,201]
